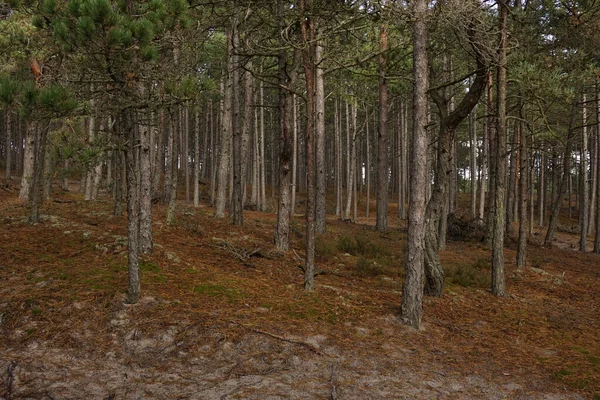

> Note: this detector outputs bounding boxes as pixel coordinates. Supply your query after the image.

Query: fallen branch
[53,199,77,204]
[6,361,17,400]
[329,364,338,400]
[226,320,324,355]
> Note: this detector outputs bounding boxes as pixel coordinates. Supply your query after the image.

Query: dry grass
[0,186,598,398]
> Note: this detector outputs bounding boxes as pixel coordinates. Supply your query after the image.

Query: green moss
[193,283,244,302]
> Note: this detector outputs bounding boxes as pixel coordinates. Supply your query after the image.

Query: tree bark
[402,0,427,329]
[19,121,36,201]
[27,122,48,224]
[376,21,389,232]
[4,111,11,183]
[231,12,244,226]
[215,32,234,218]
[300,0,316,291]
[492,0,508,297]
[275,0,293,250]
[315,40,327,233]
[580,94,589,251]
[545,101,577,246]
[123,110,141,304]
[516,109,527,268]
[139,112,153,254]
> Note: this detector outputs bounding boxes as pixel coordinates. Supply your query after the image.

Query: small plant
[193,283,244,302]
[445,262,490,288]
[354,257,385,277]
[139,260,161,273]
[338,235,391,258]
[315,235,337,258]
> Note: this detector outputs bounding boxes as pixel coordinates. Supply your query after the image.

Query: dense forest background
[1,1,600,397]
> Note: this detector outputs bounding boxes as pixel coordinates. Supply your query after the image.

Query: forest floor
[0,180,599,399]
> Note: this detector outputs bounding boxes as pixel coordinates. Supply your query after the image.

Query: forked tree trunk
[545,101,577,246]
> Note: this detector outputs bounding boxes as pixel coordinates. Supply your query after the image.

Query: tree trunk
[291,94,298,217]
[545,101,577,246]
[215,32,234,218]
[166,112,179,225]
[402,0,428,329]
[580,94,589,251]
[139,113,153,254]
[231,15,244,226]
[376,21,389,232]
[4,111,11,183]
[516,111,527,268]
[27,122,48,224]
[470,103,477,218]
[491,0,508,297]
[315,40,327,234]
[19,121,36,201]
[194,104,201,207]
[275,0,293,250]
[300,0,316,291]
[123,110,141,304]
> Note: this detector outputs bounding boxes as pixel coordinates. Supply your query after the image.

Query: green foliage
[0,75,20,105]
[445,259,490,288]
[354,257,385,278]
[337,235,391,258]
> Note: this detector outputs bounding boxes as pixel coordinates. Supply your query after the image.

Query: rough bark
[215,32,234,218]
[516,112,527,268]
[166,109,179,225]
[19,121,36,201]
[424,22,489,297]
[580,94,589,251]
[402,0,427,329]
[315,41,327,234]
[193,105,201,207]
[4,111,11,183]
[492,1,508,297]
[275,0,293,250]
[376,21,389,232]
[300,0,316,291]
[139,113,153,254]
[124,110,141,305]
[27,122,48,224]
[544,101,577,246]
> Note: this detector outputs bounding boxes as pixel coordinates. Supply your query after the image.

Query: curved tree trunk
[545,100,577,246]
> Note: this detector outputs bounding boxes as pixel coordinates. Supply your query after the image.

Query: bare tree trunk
[27,122,48,224]
[194,105,201,207]
[315,41,327,233]
[589,88,599,235]
[42,137,52,200]
[335,99,342,217]
[291,94,298,217]
[516,111,527,268]
[123,110,141,304]
[241,55,253,210]
[231,15,244,226]
[19,121,36,201]
[402,0,427,329]
[166,109,179,225]
[595,125,600,252]
[538,147,545,226]
[215,32,234,218]
[491,1,508,297]
[345,100,358,221]
[183,105,190,203]
[300,0,316,291]
[139,113,153,254]
[259,75,267,212]
[470,103,478,218]
[478,99,488,222]
[376,21,389,232]
[4,111,11,183]
[366,106,371,218]
[580,93,589,251]
[545,101,577,246]
[275,0,293,250]
[163,109,173,203]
